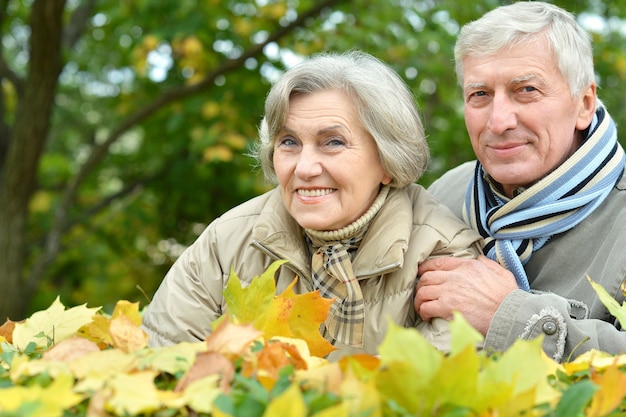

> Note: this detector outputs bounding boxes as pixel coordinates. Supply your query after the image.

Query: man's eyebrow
[511,73,539,84]
[464,82,486,90]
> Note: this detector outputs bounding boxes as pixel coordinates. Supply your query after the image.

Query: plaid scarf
[305,185,390,348]
[464,104,625,291]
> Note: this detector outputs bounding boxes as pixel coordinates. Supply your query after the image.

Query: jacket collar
[251,187,412,279]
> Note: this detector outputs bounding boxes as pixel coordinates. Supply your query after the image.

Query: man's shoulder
[426,161,475,217]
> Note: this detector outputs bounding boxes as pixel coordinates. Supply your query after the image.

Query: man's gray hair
[454,1,595,97]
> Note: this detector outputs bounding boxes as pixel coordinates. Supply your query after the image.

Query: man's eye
[522,86,537,92]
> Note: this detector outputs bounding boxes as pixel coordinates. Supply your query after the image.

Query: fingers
[418,256,471,275]
[414,285,450,321]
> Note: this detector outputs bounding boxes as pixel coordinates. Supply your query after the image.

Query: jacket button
[542,321,557,335]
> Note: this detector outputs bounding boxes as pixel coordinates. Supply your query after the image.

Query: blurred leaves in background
[0,0,624,318]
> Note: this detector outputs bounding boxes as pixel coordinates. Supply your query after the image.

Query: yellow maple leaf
[587,363,626,417]
[79,300,144,348]
[110,315,149,353]
[70,349,138,393]
[376,320,444,412]
[166,374,221,414]
[223,261,284,325]
[12,296,101,351]
[106,371,161,415]
[263,382,307,417]
[136,341,208,375]
[476,336,560,415]
[339,366,382,417]
[0,373,83,416]
[222,260,335,358]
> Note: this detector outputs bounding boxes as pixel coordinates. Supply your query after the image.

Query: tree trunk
[0,0,66,320]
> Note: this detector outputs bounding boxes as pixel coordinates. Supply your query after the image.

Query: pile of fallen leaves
[2,261,626,417]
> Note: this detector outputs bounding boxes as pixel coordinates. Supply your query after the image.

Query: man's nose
[487,95,518,134]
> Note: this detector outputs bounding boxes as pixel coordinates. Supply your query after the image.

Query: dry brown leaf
[175,351,234,393]
[205,319,261,357]
[43,335,101,362]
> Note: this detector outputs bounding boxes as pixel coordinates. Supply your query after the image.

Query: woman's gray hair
[454,1,594,98]
[252,50,429,188]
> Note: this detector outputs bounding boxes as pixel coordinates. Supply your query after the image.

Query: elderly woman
[142,50,482,359]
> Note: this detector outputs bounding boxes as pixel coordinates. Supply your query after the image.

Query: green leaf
[587,275,626,328]
[554,380,598,417]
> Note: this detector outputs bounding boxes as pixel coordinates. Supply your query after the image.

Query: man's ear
[575,83,597,130]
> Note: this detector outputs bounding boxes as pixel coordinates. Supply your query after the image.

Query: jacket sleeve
[486,289,626,363]
[141,222,226,347]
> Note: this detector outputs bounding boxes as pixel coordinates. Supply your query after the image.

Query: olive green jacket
[141,184,482,360]
[428,161,626,362]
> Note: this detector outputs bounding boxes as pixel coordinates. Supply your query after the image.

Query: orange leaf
[588,363,626,417]
[0,318,18,344]
[278,279,335,358]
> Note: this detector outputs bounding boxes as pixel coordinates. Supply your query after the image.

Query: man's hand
[415,255,519,336]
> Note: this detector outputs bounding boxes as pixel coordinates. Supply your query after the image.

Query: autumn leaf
[136,341,208,375]
[242,339,309,390]
[476,336,560,415]
[223,261,284,325]
[79,300,144,348]
[12,296,101,351]
[587,275,626,328]
[0,373,83,417]
[0,318,17,344]
[340,366,382,417]
[206,319,262,357]
[564,349,626,374]
[169,374,221,414]
[176,351,234,393]
[375,320,444,412]
[222,260,335,358]
[278,279,335,358]
[70,349,138,393]
[109,315,149,353]
[106,371,162,415]
[42,335,100,362]
[262,382,307,417]
[587,363,626,417]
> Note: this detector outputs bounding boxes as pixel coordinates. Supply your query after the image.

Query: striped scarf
[464,104,625,291]
[305,185,390,348]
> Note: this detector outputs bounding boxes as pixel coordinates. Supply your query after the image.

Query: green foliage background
[1,0,625,318]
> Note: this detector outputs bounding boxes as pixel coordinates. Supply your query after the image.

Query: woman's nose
[294,146,323,178]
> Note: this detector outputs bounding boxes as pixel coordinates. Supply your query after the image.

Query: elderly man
[415,1,626,362]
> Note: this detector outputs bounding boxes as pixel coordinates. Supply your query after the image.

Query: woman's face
[273,89,391,231]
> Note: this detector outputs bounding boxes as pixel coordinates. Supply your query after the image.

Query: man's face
[462,37,596,197]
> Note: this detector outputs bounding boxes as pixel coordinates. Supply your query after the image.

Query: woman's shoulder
[217,187,281,222]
